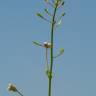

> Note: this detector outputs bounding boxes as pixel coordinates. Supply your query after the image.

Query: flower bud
[62,12,66,16]
[45,8,48,13]
[55,0,62,6]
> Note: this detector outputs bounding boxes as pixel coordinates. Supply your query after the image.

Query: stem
[48,4,58,96]
[16,89,23,96]
[46,48,49,70]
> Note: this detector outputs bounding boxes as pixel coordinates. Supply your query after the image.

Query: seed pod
[60,48,64,54]
[36,13,44,19]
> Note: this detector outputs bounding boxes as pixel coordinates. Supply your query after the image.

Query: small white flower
[8,83,17,92]
[44,42,48,45]
[43,42,51,48]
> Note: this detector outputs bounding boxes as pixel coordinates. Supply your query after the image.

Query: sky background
[0,0,96,96]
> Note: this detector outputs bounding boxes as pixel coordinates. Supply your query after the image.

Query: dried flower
[8,83,17,92]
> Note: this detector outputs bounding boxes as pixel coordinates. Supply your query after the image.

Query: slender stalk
[46,48,49,70]
[16,89,23,96]
[48,3,58,96]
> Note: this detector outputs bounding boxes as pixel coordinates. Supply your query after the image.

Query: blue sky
[0,0,96,96]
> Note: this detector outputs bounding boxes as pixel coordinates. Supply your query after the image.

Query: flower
[43,42,52,48]
[8,83,17,92]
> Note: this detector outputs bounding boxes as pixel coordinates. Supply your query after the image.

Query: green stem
[48,4,58,96]
[16,89,23,96]
[46,48,49,70]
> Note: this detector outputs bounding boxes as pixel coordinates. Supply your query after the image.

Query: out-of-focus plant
[7,83,23,96]
[33,0,65,96]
